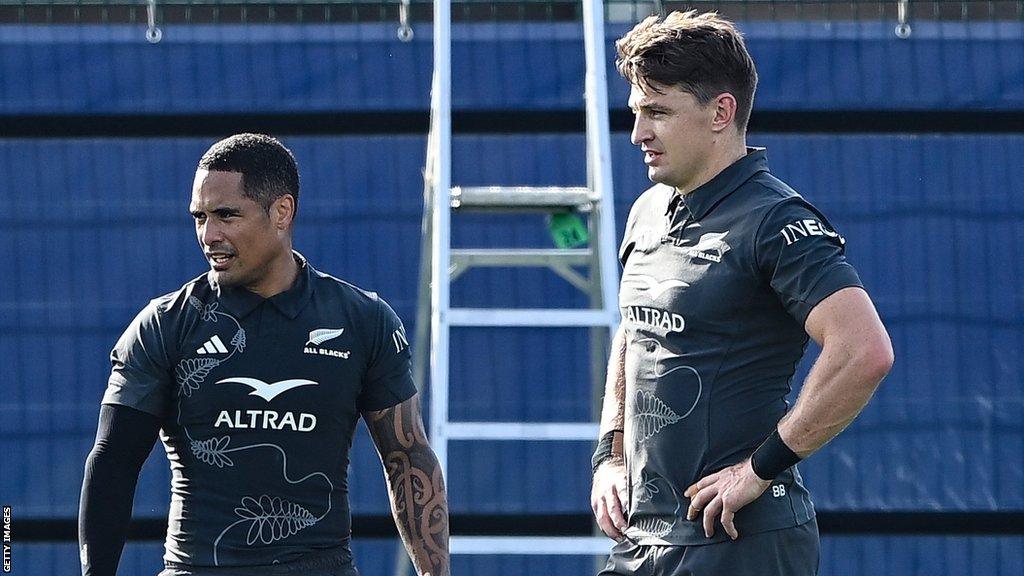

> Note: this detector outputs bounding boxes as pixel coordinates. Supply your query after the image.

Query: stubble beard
[208,266,245,291]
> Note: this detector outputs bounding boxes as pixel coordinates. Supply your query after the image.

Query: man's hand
[685,459,770,540]
[591,460,630,540]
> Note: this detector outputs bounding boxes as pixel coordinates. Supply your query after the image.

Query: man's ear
[710,92,738,133]
[272,194,296,230]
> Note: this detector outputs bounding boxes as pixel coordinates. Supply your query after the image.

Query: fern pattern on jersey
[176,296,246,399]
[632,390,683,443]
[191,435,234,468]
[230,328,246,353]
[200,302,220,322]
[210,443,334,565]
[632,516,675,539]
[176,358,221,397]
[181,296,329,564]
[234,495,317,545]
[632,336,703,420]
[634,469,660,504]
[628,478,681,540]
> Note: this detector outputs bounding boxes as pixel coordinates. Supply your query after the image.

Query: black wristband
[592,429,623,473]
[750,429,802,481]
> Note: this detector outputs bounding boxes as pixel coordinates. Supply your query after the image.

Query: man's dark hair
[616,10,758,132]
[198,133,300,215]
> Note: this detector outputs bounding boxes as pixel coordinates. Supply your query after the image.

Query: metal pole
[895,0,912,38]
[397,0,414,41]
[399,2,451,573]
[430,0,453,486]
[145,0,162,43]
[582,0,620,337]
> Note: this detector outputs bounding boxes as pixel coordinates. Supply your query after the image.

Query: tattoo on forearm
[366,396,449,576]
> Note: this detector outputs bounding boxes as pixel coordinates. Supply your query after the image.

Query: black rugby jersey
[618,149,862,546]
[103,253,416,567]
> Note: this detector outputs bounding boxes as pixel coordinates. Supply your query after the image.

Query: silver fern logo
[303,327,351,359]
[684,231,731,263]
[306,328,344,346]
[632,390,683,443]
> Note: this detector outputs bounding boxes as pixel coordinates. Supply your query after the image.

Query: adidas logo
[196,335,229,355]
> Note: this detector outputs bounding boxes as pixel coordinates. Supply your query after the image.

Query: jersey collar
[678,147,769,221]
[209,251,315,320]
[266,251,314,319]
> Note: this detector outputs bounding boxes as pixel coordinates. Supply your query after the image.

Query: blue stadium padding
[821,535,1024,576]
[16,536,1024,576]
[758,134,1024,511]
[1,134,1022,522]
[0,21,1021,114]
[18,542,165,576]
[453,554,597,576]
[446,441,592,513]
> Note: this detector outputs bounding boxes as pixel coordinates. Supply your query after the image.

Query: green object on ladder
[548,213,590,248]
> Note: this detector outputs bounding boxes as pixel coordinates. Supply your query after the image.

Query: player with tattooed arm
[79,134,450,576]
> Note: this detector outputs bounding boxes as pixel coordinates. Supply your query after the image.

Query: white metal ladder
[409,0,620,560]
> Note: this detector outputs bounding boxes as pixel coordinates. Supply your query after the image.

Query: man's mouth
[644,150,662,164]
[207,253,235,271]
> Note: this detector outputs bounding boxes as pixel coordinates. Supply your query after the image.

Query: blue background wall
[3,22,1022,113]
[1,17,1022,576]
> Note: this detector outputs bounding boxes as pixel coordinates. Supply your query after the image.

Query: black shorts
[599,517,819,576]
[157,546,358,576]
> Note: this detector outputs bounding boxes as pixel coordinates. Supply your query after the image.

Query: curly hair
[198,133,300,215]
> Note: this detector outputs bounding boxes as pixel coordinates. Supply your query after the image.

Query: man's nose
[631,115,651,146]
[199,220,223,247]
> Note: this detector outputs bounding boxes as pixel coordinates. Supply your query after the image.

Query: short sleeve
[358,297,417,412]
[103,300,174,417]
[619,198,644,267]
[755,198,863,325]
